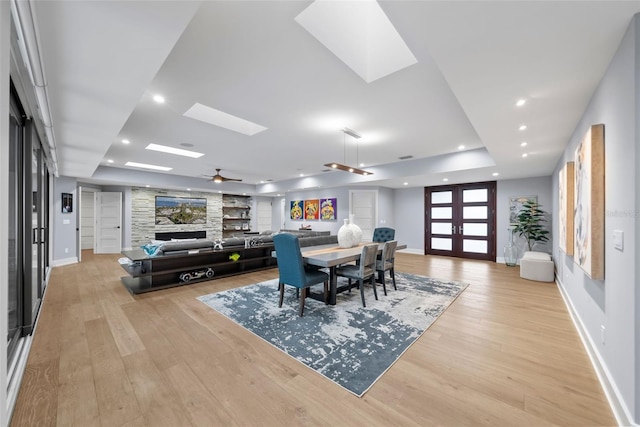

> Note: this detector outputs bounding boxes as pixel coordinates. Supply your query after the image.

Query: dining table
[299,242,406,305]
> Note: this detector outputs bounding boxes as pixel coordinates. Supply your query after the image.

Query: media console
[119,243,276,294]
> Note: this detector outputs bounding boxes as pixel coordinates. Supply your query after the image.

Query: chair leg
[323,281,328,304]
[359,279,366,307]
[278,282,285,307]
[391,267,397,290]
[371,275,378,300]
[380,271,387,296]
[299,288,306,316]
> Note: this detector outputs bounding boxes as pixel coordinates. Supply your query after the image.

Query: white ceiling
[30,1,640,194]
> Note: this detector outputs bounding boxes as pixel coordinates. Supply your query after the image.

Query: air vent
[398,155,413,160]
[322,169,332,172]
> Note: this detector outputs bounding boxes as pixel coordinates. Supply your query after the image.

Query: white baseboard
[50,257,78,267]
[397,248,424,255]
[556,277,636,426]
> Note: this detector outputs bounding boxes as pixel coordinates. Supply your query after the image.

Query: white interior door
[350,190,377,242]
[81,189,96,250]
[95,192,122,254]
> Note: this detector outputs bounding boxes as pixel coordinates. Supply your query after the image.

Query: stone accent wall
[131,187,222,246]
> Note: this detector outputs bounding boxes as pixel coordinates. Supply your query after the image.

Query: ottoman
[520,251,554,282]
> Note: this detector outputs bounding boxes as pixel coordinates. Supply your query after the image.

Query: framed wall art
[290,200,303,220]
[573,124,605,280]
[61,193,73,213]
[509,195,537,225]
[304,199,319,220]
[558,161,575,255]
[320,198,337,221]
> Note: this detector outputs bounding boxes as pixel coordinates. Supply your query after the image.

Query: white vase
[337,215,363,248]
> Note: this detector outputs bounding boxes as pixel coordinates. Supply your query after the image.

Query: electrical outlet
[64,248,69,254]
[600,325,606,345]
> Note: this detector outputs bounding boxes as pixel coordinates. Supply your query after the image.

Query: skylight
[183,102,267,136]
[145,143,204,158]
[125,162,172,171]
[295,0,417,83]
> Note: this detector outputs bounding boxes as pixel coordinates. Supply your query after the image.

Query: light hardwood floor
[10,250,616,426]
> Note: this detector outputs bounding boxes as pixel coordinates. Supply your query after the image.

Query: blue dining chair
[372,227,395,243]
[273,233,329,316]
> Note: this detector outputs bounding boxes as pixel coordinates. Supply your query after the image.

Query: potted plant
[512,200,549,251]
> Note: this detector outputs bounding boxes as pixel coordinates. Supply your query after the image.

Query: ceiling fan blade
[222,177,242,182]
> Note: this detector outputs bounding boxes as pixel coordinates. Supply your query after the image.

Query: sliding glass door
[7,86,24,365]
[425,182,496,261]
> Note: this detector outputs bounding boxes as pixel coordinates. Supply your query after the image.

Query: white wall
[552,15,638,424]
[0,1,10,424]
[52,176,78,262]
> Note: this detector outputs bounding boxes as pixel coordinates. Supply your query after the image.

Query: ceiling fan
[204,168,242,183]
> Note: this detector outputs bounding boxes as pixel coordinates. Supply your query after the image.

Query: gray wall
[393,187,424,253]
[552,15,638,423]
[52,176,79,261]
[274,186,397,238]
[496,176,553,259]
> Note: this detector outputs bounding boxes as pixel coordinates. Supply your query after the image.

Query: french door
[425,182,496,261]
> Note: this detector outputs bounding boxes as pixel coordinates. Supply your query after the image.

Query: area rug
[197,272,467,397]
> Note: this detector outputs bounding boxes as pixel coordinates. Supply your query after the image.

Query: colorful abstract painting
[558,161,575,255]
[573,124,605,279]
[290,200,303,220]
[304,199,319,220]
[320,198,337,221]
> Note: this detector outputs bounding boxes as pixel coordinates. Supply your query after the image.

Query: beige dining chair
[376,240,398,295]
[335,243,378,307]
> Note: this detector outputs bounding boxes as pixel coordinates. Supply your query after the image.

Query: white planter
[337,215,362,248]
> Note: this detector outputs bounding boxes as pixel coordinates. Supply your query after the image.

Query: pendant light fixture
[324,128,373,176]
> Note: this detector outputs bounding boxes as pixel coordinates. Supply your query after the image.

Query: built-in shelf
[222,194,252,237]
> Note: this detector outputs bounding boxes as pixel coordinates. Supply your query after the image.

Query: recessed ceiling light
[522,153,528,158]
[183,102,267,136]
[145,184,150,188]
[145,143,204,158]
[260,180,265,184]
[516,99,526,107]
[458,145,465,150]
[359,163,365,167]
[443,178,449,182]
[492,172,499,176]
[519,125,527,131]
[187,188,191,191]
[403,182,408,186]
[153,94,165,104]
[125,161,172,171]
[107,159,114,164]
[122,139,130,144]
[521,142,528,147]
[218,190,222,194]
[299,173,304,177]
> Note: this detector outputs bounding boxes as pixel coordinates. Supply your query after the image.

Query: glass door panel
[431,207,452,219]
[463,188,488,203]
[432,222,453,235]
[463,206,488,219]
[431,191,452,204]
[463,239,488,254]
[463,223,488,237]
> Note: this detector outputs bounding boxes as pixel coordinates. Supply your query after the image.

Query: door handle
[32,228,38,244]
[116,226,121,229]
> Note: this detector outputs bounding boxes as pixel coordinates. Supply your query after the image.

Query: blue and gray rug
[197,272,467,396]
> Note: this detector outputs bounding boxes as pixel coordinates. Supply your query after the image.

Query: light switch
[613,230,623,251]
[63,219,70,225]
